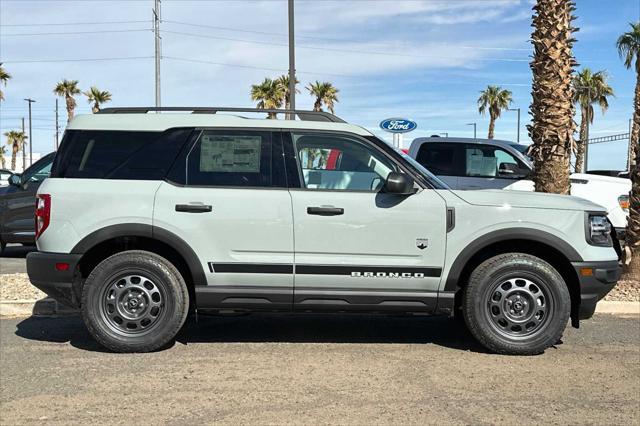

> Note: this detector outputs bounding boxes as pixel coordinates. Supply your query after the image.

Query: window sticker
[199,135,262,173]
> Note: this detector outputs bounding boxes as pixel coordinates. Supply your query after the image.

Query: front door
[286,132,448,312]
[153,129,294,310]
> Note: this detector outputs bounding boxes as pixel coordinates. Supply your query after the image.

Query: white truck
[27,108,620,354]
[408,137,630,242]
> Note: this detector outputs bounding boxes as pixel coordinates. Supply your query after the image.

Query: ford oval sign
[379,118,417,133]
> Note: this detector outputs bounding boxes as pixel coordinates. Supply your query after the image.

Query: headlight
[618,195,630,212]
[586,214,612,247]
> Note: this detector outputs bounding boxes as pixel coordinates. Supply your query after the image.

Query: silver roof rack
[97,107,346,123]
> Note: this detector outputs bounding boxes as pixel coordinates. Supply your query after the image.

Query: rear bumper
[572,260,621,320]
[26,251,82,308]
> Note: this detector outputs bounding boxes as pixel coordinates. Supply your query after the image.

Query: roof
[67,111,373,136]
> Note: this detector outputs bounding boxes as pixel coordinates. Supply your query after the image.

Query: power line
[0,20,149,27]
[2,56,154,64]
[161,30,531,62]
[2,29,151,36]
[163,19,532,52]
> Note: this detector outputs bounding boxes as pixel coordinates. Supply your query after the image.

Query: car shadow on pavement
[14,313,488,353]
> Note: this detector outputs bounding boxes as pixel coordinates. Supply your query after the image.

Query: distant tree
[4,130,28,171]
[477,85,513,139]
[572,69,614,173]
[0,146,7,169]
[275,75,300,110]
[617,22,640,260]
[528,0,577,195]
[250,78,284,119]
[306,81,339,114]
[0,63,11,102]
[84,86,112,113]
[53,79,81,123]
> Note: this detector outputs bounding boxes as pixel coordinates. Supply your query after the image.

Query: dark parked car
[0,152,55,253]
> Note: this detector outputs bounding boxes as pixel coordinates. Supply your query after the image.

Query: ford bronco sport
[27,107,620,354]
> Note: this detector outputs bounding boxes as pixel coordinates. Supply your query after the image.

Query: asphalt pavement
[1,313,638,425]
[0,244,32,274]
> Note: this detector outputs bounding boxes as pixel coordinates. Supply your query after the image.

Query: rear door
[286,132,448,312]
[413,142,462,189]
[153,129,294,310]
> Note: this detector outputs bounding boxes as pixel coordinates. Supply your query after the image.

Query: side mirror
[384,172,415,195]
[498,163,517,175]
[8,174,22,187]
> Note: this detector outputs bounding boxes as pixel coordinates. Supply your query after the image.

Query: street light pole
[508,107,521,143]
[287,0,296,119]
[24,98,35,166]
[467,123,477,139]
[154,0,162,108]
[55,98,60,149]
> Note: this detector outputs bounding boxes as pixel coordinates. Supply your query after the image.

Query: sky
[0,0,639,171]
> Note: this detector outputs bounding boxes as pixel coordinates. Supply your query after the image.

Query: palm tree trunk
[1,155,5,169]
[626,69,640,257]
[66,95,75,122]
[575,107,588,173]
[313,99,322,112]
[629,70,640,171]
[488,116,496,139]
[10,144,17,170]
[528,0,576,195]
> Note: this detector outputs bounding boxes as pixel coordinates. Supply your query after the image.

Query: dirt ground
[1,313,638,425]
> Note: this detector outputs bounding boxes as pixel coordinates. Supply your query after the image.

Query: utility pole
[467,122,477,139]
[55,98,60,149]
[21,118,26,172]
[508,107,521,143]
[287,0,296,119]
[24,98,35,166]
[154,0,162,108]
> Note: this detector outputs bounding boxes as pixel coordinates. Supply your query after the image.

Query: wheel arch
[445,229,582,326]
[71,224,207,306]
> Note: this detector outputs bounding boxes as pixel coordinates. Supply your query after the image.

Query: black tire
[462,253,570,355]
[81,250,189,353]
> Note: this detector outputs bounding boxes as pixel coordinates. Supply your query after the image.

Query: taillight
[35,194,51,239]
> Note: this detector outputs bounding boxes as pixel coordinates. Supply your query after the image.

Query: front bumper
[572,260,621,320]
[27,252,82,308]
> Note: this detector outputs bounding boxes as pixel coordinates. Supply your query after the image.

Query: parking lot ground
[1,313,638,425]
[0,244,33,275]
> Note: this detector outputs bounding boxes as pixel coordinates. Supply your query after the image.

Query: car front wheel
[81,250,189,353]
[463,253,570,355]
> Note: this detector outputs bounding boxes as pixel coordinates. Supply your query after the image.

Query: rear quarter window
[52,129,192,179]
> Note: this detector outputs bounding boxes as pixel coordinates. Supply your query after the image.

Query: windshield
[398,151,450,190]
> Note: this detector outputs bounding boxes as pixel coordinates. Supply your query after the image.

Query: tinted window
[22,153,55,183]
[184,130,274,187]
[294,133,397,191]
[415,143,461,176]
[52,129,191,179]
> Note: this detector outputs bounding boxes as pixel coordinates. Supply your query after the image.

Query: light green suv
[27,107,620,354]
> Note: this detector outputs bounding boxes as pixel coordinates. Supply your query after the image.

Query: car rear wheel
[463,253,570,355]
[81,250,189,353]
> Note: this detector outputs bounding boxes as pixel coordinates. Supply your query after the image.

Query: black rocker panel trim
[195,285,292,311]
[71,223,208,287]
[208,263,442,277]
[443,228,584,292]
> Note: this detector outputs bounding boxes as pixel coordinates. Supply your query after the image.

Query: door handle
[307,206,344,216]
[175,204,212,213]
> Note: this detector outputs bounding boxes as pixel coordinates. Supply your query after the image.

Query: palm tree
[527,0,577,195]
[0,63,11,102]
[250,78,284,119]
[84,86,112,113]
[275,75,299,110]
[4,130,28,171]
[53,79,81,123]
[477,85,513,139]
[306,81,339,114]
[617,22,640,258]
[0,146,7,169]
[572,69,614,173]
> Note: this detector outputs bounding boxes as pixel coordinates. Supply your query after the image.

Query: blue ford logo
[379,118,417,133]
